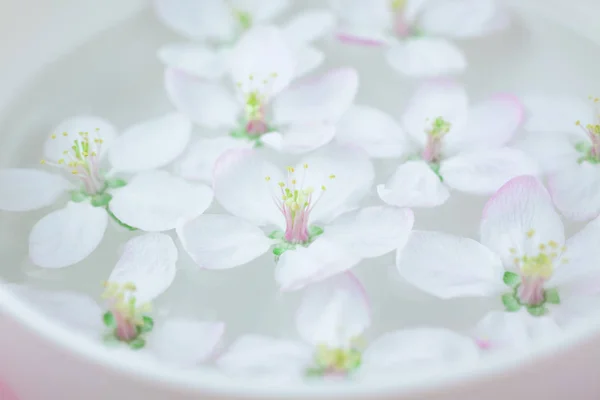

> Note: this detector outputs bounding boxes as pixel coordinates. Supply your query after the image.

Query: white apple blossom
[397,176,600,325]
[217,273,479,380]
[331,0,509,77]
[176,144,413,291]
[154,0,335,80]
[336,80,538,208]
[0,114,213,268]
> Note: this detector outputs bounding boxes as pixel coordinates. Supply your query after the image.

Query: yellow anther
[62,132,68,136]
[286,166,295,173]
[513,257,520,264]
[265,176,271,182]
[329,174,336,179]
[40,159,46,164]
[562,258,569,264]
[271,72,278,78]
[321,185,327,191]
[71,170,78,175]
[576,120,581,126]
[51,134,57,139]
[58,159,64,164]
[303,163,308,169]
[509,248,516,254]
[278,182,285,187]
[548,240,558,249]
[526,229,535,238]
[249,74,254,80]
[539,243,546,250]
[291,179,297,185]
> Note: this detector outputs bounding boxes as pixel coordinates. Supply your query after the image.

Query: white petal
[217,335,312,377]
[176,214,271,270]
[445,94,525,154]
[440,148,539,195]
[282,9,335,46]
[331,0,391,31]
[361,328,479,373]
[293,45,325,78]
[396,231,505,299]
[109,170,213,232]
[377,160,450,208]
[515,131,579,175]
[165,68,240,129]
[7,285,103,337]
[153,0,235,41]
[275,237,362,291]
[0,169,70,211]
[45,116,117,162]
[213,149,284,227]
[150,319,224,367]
[547,162,600,221]
[551,296,600,328]
[273,68,359,125]
[325,206,414,258]
[298,144,374,223]
[386,38,466,78]
[261,122,335,154]
[523,95,593,136]
[175,137,252,183]
[230,26,296,96]
[473,311,561,352]
[296,273,370,348]
[158,43,228,80]
[401,80,468,148]
[29,202,107,269]
[234,0,290,22]
[108,233,178,303]
[480,176,565,267]
[418,0,501,38]
[335,105,411,158]
[108,113,191,173]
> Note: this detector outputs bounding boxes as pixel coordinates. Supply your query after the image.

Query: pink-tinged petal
[523,95,593,137]
[445,94,525,154]
[164,68,240,129]
[230,26,296,96]
[150,319,224,367]
[213,150,285,227]
[397,231,505,299]
[273,68,359,125]
[108,113,191,173]
[108,233,178,303]
[45,116,117,162]
[261,122,335,154]
[275,237,362,291]
[158,43,229,80]
[175,137,253,184]
[0,169,70,212]
[418,0,504,38]
[176,214,271,270]
[153,0,235,41]
[216,334,312,377]
[335,31,388,47]
[386,38,467,78]
[109,171,213,232]
[480,176,565,267]
[336,105,411,158]
[377,160,450,208]
[293,45,324,78]
[473,311,561,352]
[547,162,600,221]
[29,202,107,269]
[297,144,374,224]
[282,9,335,46]
[441,148,539,195]
[361,328,479,374]
[296,273,370,348]
[402,80,469,148]
[325,206,414,259]
[515,131,580,175]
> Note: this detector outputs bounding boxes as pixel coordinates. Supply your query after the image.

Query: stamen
[422,117,451,163]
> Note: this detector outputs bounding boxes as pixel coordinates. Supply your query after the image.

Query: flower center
[575,96,600,164]
[389,0,417,38]
[41,130,105,195]
[232,74,279,143]
[306,345,362,378]
[421,117,451,176]
[101,282,154,349]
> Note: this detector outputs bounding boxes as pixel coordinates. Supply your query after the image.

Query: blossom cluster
[2,0,600,382]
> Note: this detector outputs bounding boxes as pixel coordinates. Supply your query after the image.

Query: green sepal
[526,304,549,317]
[128,337,146,350]
[106,178,127,188]
[70,191,88,203]
[544,288,560,305]
[106,206,138,231]
[91,192,113,207]
[501,293,521,312]
[305,367,325,378]
[575,141,589,153]
[268,230,285,240]
[502,271,521,288]
[273,242,295,256]
[273,246,287,256]
[103,311,116,328]
[140,316,154,334]
[429,162,444,182]
[308,225,324,239]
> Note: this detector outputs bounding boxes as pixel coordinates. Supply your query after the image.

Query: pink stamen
[393,13,411,37]
[422,135,442,163]
[245,119,268,136]
[518,276,546,306]
[112,309,139,342]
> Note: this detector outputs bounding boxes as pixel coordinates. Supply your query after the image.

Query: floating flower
[167,26,359,184]
[177,144,413,291]
[6,233,225,366]
[397,176,600,324]
[217,273,479,379]
[336,81,538,207]
[0,114,213,268]
[331,0,509,77]
[518,96,600,221]
[154,0,334,79]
